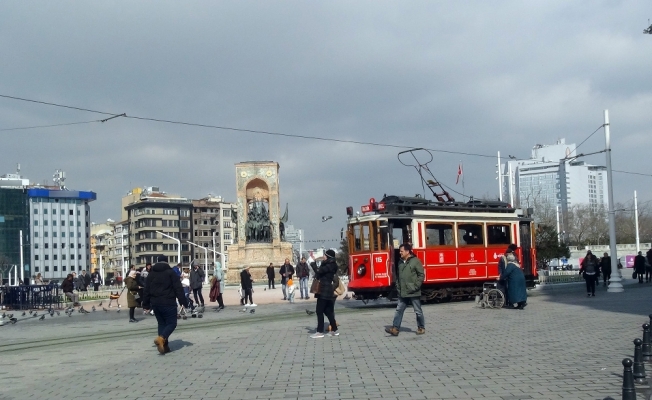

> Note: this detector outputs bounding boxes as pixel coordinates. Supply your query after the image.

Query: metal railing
[1,285,62,310]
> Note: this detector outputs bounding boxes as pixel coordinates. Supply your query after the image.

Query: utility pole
[497,151,503,201]
[635,190,640,253]
[556,206,561,243]
[605,110,623,293]
[19,230,24,283]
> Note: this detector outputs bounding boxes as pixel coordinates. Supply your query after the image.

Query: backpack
[333,275,346,296]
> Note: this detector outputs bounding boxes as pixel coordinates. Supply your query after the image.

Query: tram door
[519,221,533,276]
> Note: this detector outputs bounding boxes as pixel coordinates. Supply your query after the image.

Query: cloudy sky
[1,1,651,246]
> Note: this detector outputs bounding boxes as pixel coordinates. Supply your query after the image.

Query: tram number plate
[375,273,388,279]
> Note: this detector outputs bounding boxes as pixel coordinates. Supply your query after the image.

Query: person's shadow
[168,339,194,351]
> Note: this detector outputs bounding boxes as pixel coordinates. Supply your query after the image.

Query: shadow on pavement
[169,339,194,351]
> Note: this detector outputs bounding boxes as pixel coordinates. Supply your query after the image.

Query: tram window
[361,223,371,251]
[425,223,454,247]
[487,224,511,245]
[458,223,484,246]
[353,225,362,251]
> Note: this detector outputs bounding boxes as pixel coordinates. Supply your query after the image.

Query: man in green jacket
[385,243,425,336]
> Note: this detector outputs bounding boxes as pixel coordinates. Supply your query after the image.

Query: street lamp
[186,240,210,284]
[156,231,181,266]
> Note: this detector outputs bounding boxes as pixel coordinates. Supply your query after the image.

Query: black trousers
[268,278,275,289]
[646,269,652,282]
[244,288,253,304]
[585,274,597,295]
[316,298,337,333]
[192,288,204,305]
[216,294,224,308]
[129,307,135,320]
[603,269,611,284]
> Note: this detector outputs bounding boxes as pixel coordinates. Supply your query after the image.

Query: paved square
[0,281,650,400]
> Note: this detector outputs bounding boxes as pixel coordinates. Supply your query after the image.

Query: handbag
[310,279,321,294]
[333,275,346,296]
[633,271,637,279]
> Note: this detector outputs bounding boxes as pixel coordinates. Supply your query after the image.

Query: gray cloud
[1,1,651,245]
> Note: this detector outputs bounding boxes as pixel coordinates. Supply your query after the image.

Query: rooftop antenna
[397,148,455,202]
[53,169,66,190]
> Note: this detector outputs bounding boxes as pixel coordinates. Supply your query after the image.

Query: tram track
[0,306,364,353]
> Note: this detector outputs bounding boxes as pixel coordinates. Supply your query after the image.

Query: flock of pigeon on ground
[0,300,124,326]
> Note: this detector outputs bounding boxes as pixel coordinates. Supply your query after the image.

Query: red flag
[456,163,463,184]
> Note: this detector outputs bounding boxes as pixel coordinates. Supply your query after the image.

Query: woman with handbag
[310,249,339,338]
[125,270,142,323]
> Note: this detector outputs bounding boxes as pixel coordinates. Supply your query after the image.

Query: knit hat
[325,249,336,258]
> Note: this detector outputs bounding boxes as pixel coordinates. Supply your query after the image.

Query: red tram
[346,195,537,302]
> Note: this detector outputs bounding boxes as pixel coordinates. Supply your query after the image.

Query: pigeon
[21,311,25,316]
[305,309,315,316]
[116,308,120,313]
[91,306,96,312]
[29,310,33,315]
[39,315,45,321]
[103,307,108,312]
[343,294,351,300]
[264,288,266,291]
[250,309,255,314]
[56,311,60,316]
[98,301,102,306]
[321,216,333,222]
[7,314,13,319]
[239,309,247,313]
[9,317,17,324]
[32,313,38,318]
[1,313,5,318]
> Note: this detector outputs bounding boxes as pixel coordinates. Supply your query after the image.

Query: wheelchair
[476,282,505,309]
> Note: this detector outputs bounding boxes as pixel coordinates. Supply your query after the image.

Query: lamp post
[604,110,623,293]
[19,230,24,283]
[635,190,640,253]
[156,231,181,266]
[186,241,209,284]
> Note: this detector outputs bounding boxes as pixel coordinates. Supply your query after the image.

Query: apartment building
[123,187,192,269]
[191,196,236,271]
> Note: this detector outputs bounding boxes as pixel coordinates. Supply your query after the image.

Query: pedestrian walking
[91,268,102,291]
[600,252,612,287]
[181,268,192,308]
[125,270,142,323]
[497,244,517,307]
[78,270,90,291]
[279,258,294,301]
[580,250,599,296]
[385,244,425,336]
[266,263,276,289]
[499,251,527,309]
[310,249,339,338]
[211,261,225,309]
[634,251,646,284]
[189,262,205,307]
[142,255,188,355]
[296,257,310,300]
[646,248,652,283]
[240,266,255,306]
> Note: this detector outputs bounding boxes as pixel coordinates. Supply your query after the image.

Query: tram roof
[373,195,529,217]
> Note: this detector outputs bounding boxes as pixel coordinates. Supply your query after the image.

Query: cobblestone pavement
[1,280,651,400]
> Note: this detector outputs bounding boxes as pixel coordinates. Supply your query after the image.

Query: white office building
[501,138,608,222]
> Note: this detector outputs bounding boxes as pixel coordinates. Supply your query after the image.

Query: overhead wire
[0,120,101,132]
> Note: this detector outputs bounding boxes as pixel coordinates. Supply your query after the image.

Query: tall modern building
[191,196,236,272]
[0,173,30,284]
[501,138,608,225]
[284,223,304,260]
[29,187,96,280]
[108,219,129,279]
[123,187,193,268]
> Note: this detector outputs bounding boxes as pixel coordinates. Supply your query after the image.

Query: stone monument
[226,161,293,282]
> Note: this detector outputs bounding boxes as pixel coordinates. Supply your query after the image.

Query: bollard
[643,324,652,362]
[633,339,648,384]
[622,358,637,400]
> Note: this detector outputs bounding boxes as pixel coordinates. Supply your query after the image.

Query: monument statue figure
[245,195,272,243]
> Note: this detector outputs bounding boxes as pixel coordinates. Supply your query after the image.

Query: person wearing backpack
[385,243,425,336]
[310,249,339,338]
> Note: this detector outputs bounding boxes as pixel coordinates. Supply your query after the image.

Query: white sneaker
[310,332,325,339]
[329,331,340,337]
[249,303,257,307]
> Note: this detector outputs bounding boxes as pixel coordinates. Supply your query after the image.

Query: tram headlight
[357,264,367,277]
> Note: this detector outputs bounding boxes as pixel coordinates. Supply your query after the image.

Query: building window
[34,266,39,272]
[45,243,49,249]
[44,220,48,226]
[181,232,189,239]
[54,266,58,271]
[181,220,189,228]
[43,209,48,214]
[223,209,231,218]
[180,210,190,217]
[53,232,57,238]
[34,231,39,238]
[224,232,231,240]
[53,220,56,226]
[45,255,49,260]
[54,255,58,260]
[69,210,73,215]
[35,255,39,260]
[45,266,49,272]
[34,243,39,249]
[52,209,56,215]
[34,220,38,226]
[62,266,66,272]
[62,232,65,238]
[34,209,38,214]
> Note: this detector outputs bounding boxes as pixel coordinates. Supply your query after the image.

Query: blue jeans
[300,277,309,299]
[392,297,425,329]
[152,305,178,340]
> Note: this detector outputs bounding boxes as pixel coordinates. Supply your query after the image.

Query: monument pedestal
[227,241,294,282]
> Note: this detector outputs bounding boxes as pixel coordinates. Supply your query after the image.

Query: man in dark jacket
[279,258,294,301]
[266,263,275,289]
[78,270,90,291]
[90,269,102,291]
[296,257,310,300]
[240,266,255,306]
[634,251,646,284]
[646,248,652,283]
[142,255,188,355]
[189,262,205,307]
[385,243,425,336]
[61,274,79,306]
[310,249,339,338]
[600,253,612,287]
